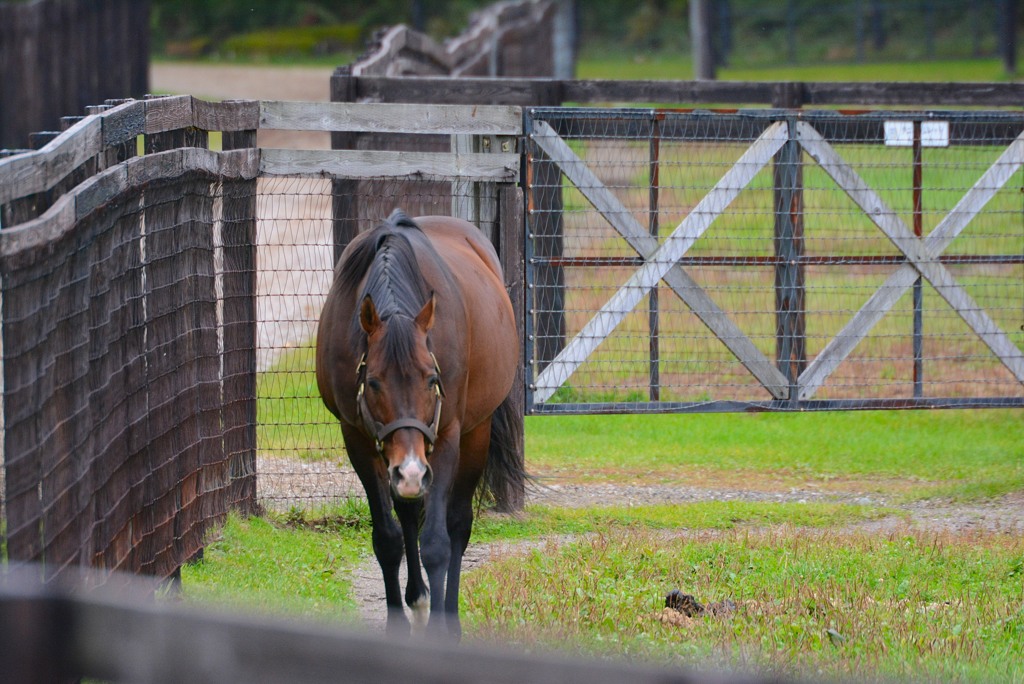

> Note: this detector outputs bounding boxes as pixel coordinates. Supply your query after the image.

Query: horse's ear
[415,293,435,332]
[360,295,381,335]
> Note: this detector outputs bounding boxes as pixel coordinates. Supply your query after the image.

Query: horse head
[357,292,443,500]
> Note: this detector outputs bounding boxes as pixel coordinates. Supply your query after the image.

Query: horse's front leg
[393,497,429,631]
[342,426,408,635]
[418,429,460,638]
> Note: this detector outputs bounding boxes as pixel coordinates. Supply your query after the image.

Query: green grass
[525,410,1024,501]
[474,500,894,543]
[254,335,1023,501]
[181,498,892,617]
[462,525,1024,682]
[577,49,1018,84]
[257,342,342,461]
[181,501,1022,682]
[180,512,367,621]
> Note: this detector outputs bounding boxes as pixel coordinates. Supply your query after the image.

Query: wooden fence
[0,97,261,582]
[0,0,149,148]
[0,95,526,582]
[0,567,775,684]
[331,75,1024,413]
[349,0,567,79]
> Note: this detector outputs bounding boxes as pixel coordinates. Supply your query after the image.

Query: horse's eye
[367,378,382,393]
[428,376,440,390]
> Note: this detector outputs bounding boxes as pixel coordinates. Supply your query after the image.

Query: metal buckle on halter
[356,353,367,398]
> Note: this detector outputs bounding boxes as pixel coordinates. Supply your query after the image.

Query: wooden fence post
[771,89,807,402]
[330,69,360,267]
[495,183,526,512]
[222,126,260,517]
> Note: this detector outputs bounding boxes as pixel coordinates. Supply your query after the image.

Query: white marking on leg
[410,591,430,636]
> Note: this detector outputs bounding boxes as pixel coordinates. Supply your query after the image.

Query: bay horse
[316,210,522,638]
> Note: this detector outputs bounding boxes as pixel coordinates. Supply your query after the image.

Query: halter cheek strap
[355,353,445,455]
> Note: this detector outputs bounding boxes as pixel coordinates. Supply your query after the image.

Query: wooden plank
[32,586,731,684]
[193,99,260,133]
[354,76,563,106]
[803,81,1024,107]
[532,121,789,403]
[797,122,1024,397]
[100,100,145,162]
[258,100,522,135]
[0,116,102,204]
[351,76,1024,108]
[259,148,519,181]
[352,24,453,77]
[143,95,194,135]
[74,164,129,221]
[497,183,525,513]
[529,119,789,401]
[451,134,476,222]
[328,70,361,265]
[772,121,806,397]
[0,193,76,257]
[0,149,258,258]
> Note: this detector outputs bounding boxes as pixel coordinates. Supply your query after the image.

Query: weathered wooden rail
[334,75,1024,108]
[0,567,775,684]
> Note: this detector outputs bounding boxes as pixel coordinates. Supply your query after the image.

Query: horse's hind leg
[442,492,474,640]
[443,419,491,639]
[394,498,429,631]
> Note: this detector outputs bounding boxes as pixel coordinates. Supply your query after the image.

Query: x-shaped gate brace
[527,115,1024,406]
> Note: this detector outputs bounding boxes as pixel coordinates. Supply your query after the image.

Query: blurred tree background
[148,0,1019,71]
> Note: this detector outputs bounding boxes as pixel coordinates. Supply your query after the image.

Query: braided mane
[339,210,432,365]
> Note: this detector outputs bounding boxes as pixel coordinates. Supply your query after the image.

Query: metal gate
[524,108,1024,414]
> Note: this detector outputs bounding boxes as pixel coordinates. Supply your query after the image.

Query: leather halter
[355,352,444,455]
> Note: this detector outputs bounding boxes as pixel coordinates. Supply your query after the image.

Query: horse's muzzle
[389,452,433,500]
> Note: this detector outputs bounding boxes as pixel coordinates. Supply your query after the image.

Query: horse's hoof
[385,609,412,637]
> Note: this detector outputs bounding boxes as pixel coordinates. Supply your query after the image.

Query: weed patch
[463,526,1024,681]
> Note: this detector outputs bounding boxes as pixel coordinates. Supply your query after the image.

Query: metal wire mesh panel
[0,171,255,579]
[526,108,1024,413]
[254,176,347,512]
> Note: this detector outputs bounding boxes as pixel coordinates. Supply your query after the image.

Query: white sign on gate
[883,120,950,147]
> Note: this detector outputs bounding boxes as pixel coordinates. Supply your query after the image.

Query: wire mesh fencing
[254,175,476,512]
[1,169,259,578]
[525,108,1024,412]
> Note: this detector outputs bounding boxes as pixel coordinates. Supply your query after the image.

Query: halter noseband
[355,352,445,455]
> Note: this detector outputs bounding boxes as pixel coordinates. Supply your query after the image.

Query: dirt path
[151,62,334,103]
[151,62,334,150]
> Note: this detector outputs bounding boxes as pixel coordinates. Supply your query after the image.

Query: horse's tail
[481,392,528,514]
